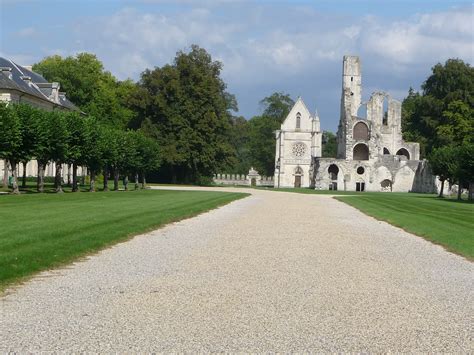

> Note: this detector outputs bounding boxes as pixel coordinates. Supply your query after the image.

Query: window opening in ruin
[296,112,301,129]
[351,77,353,82]
[356,103,367,119]
[396,148,410,160]
[353,143,369,160]
[328,164,339,181]
[382,96,389,125]
[357,166,365,175]
[356,182,365,192]
[383,147,390,155]
[381,179,392,192]
[353,122,369,140]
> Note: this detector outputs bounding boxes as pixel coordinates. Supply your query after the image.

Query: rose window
[292,142,307,158]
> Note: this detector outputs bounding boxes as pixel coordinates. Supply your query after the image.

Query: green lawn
[0,189,248,290]
[270,187,473,259]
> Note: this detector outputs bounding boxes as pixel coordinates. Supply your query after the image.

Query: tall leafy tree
[47,111,69,193]
[246,92,295,176]
[64,111,88,192]
[0,103,22,194]
[260,92,295,124]
[428,146,458,197]
[33,53,137,128]
[132,45,236,184]
[402,59,474,157]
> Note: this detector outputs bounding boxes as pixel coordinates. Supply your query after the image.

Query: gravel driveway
[1,187,472,352]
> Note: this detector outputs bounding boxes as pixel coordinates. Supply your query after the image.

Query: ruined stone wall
[213,173,274,187]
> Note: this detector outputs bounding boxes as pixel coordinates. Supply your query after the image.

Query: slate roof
[0,57,79,111]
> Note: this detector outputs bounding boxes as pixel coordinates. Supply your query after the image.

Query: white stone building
[0,57,81,184]
[275,55,438,193]
[274,98,322,188]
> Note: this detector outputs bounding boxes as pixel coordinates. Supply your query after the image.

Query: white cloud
[4,3,471,125]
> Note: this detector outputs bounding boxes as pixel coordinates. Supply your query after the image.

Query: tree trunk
[67,164,71,187]
[37,161,45,193]
[134,173,139,190]
[438,179,445,198]
[141,172,146,189]
[55,162,63,193]
[90,170,96,192]
[103,166,109,191]
[123,175,128,191]
[72,163,78,192]
[113,169,119,191]
[22,161,27,188]
[457,182,462,200]
[81,167,87,186]
[171,168,177,184]
[10,160,19,194]
[2,160,9,188]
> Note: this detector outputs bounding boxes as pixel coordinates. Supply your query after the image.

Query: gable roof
[0,57,78,111]
[281,96,313,128]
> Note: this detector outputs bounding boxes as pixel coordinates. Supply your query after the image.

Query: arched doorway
[353,143,369,160]
[381,179,392,192]
[328,164,339,191]
[396,148,410,160]
[251,178,256,186]
[294,166,303,188]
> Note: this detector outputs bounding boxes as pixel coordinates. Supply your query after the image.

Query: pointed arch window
[296,112,301,129]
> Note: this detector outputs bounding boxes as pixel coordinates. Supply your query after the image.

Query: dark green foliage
[402,59,474,199]
[322,131,337,158]
[0,190,248,289]
[32,53,137,128]
[247,115,280,176]
[228,116,251,173]
[402,59,474,156]
[259,92,294,124]
[131,45,236,184]
[246,93,295,176]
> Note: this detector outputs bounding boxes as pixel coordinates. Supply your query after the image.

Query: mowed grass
[0,189,248,289]
[335,193,474,259]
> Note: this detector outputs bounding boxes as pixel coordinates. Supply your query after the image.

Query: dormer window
[296,112,301,129]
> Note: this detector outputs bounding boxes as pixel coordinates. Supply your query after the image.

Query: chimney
[51,82,60,102]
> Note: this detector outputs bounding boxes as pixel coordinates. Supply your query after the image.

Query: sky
[1,0,473,131]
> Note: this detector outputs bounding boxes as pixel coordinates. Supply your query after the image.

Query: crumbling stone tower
[337,55,362,159]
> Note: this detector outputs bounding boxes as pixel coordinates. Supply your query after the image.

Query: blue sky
[1,0,473,131]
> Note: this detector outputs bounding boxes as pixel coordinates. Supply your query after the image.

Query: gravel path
[1,187,473,352]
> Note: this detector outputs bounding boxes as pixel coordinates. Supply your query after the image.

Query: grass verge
[0,189,248,290]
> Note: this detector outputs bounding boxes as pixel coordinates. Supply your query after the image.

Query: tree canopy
[32,53,137,128]
[130,45,237,184]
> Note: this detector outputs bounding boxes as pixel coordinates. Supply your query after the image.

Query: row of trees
[33,49,333,183]
[0,103,159,194]
[402,59,474,199]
